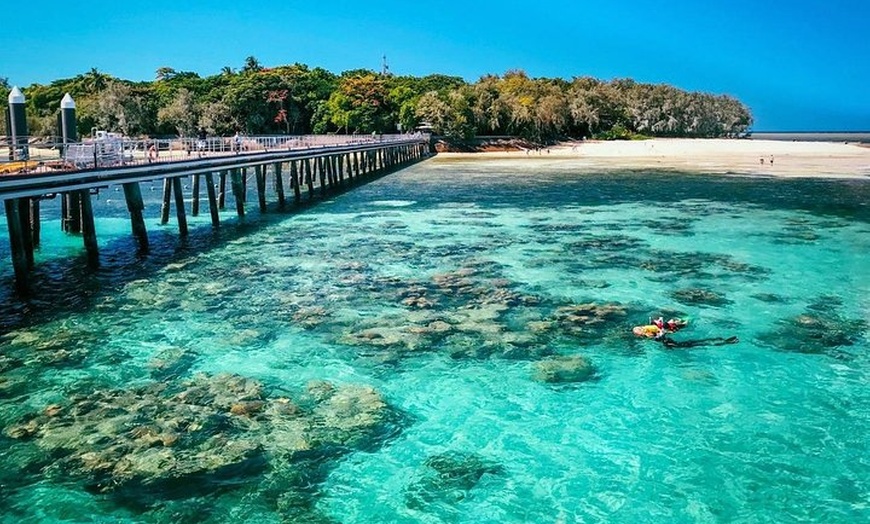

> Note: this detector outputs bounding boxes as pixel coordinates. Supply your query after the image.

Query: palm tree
[83,67,109,92]
[221,66,235,76]
[242,56,263,74]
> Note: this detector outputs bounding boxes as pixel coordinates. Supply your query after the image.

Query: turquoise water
[1,159,869,523]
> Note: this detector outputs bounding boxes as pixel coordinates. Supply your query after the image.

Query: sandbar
[433,138,870,179]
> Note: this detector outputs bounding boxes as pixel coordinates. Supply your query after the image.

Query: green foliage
[157,88,200,136]
[415,89,475,140]
[324,74,391,133]
[199,101,235,136]
[594,124,649,141]
[0,77,8,134]
[12,63,753,140]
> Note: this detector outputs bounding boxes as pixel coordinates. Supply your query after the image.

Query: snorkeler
[651,317,688,332]
[633,316,736,348]
[633,324,664,338]
[631,317,689,338]
[658,335,739,349]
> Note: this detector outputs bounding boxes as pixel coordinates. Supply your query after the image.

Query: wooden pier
[0,136,432,294]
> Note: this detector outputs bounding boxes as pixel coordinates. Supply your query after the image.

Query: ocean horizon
[750,131,870,143]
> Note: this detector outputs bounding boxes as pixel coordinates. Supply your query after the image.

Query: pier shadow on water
[0,159,422,331]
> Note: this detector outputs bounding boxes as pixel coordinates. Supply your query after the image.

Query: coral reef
[758,297,867,356]
[553,302,628,336]
[671,287,732,307]
[405,451,504,509]
[532,355,597,383]
[4,374,400,504]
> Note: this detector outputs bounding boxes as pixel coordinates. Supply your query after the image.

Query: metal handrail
[0,133,430,175]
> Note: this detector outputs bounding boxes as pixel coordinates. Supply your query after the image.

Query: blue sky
[2,0,868,131]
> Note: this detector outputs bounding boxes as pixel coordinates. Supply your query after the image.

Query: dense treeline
[1,58,752,141]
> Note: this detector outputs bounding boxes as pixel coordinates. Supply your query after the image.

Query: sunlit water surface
[1,159,868,523]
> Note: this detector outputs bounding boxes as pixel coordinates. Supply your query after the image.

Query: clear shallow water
[1,160,869,523]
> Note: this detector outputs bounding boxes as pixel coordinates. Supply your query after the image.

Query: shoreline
[432,138,870,179]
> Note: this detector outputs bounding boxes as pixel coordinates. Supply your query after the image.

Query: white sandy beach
[435,138,870,179]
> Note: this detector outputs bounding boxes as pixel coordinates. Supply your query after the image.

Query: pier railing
[0,133,426,175]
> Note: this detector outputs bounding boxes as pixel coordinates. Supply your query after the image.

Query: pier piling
[241,168,247,203]
[231,168,245,218]
[160,179,172,224]
[255,165,267,212]
[318,157,327,195]
[191,174,200,216]
[305,159,314,198]
[122,182,149,252]
[274,162,286,208]
[171,177,188,237]
[218,170,227,209]
[4,199,30,293]
[290,160,301,202]
[65,192,82,233]
[17,199,34,269]
[79,190,99,266]
[204,172,220,228]
[29,198,40,249]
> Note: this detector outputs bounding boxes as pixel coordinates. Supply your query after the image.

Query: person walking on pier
[197,128,207,157]
[233,131,243,154]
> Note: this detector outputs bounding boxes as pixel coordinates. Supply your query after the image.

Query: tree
[222,71,280,133]
[155,67,179,81]
[242,56,263,74]
[157,88,200,136]
[416,74,466,94]
[200,101,235,136]
[324,74,389,134]
[471,75,509,134]
[415,89,474,139]
[0,77,8,134]
[7,63,752,142]
[415,92,450,135]
[83,67,110,93]
[387,85,417,132]
[534,85,570,139]
[80,81,149,136]
[267,89,292,134]
[497,70,538,137]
